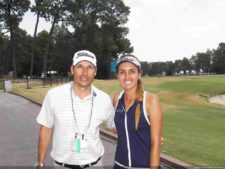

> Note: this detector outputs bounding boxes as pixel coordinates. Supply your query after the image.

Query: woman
[113,54,163,169]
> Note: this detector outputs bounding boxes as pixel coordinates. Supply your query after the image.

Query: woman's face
[117,62,141,91]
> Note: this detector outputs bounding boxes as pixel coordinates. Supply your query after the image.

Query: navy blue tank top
[114,92,151,168]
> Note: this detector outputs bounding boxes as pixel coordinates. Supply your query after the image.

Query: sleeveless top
[114,91,151,168]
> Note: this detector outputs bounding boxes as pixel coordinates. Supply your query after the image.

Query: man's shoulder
[92,85,110,98]
[48,83,71,96]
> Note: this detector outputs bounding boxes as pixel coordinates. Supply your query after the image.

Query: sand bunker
[209,95,225,106]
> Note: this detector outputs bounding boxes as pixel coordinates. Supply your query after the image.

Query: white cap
[73,50,97,67]
[116,53,141,69]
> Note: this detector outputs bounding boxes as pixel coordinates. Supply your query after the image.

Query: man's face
[71,60,96,88]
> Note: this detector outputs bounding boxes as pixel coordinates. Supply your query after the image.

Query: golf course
[11,75,225,166]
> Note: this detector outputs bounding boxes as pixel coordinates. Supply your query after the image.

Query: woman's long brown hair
[135,75,144,130]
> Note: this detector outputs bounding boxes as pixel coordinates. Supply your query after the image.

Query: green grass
[94,79,122,97]
[11,85,57,104]
[157,75,225,95]
[11,75,225,166]
[163,105,225,165]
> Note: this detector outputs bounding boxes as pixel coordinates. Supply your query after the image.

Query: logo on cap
[73,50,96,67]
[117,53,141,69]
[76,52,95,59]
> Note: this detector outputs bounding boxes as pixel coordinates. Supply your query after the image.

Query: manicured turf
[148,75,225,166]
[11,75,225,166]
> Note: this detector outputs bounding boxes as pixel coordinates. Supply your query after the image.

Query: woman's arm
[146,93,163,169]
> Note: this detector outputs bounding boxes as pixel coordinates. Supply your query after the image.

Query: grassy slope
[11,75,225,166]
[152,75,225,166]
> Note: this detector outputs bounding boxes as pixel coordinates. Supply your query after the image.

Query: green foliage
[212,43,225,74]
[53,25,74,73]
[0,33,10,75]
[141,43,225,76]
[35,30,55,75]
[66,0,132,78]
[0,0,30,78]
[14,29,32,76]
[0,0,30,29]
[2,0,225,78]
[194,52,211,73]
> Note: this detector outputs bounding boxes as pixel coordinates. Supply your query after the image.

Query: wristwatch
[35,162,44,169]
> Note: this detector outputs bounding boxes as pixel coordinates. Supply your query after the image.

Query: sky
[20,0,225,62]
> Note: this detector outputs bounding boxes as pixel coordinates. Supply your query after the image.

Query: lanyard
[70,85,95,136]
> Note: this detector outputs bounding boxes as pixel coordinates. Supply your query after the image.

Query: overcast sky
[20,0,225,62]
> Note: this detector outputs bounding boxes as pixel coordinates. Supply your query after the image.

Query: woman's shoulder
[144,91,162,117]
[145,91,159,101]
[144,91,160,108]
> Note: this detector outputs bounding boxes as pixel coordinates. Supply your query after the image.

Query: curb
[100,129,193,169]
[9,91,42,106]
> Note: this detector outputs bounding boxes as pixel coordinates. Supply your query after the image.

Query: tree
[0,34,4,76]
[181,57,191,74]
[13,28,32,76]
[198,52,211,73]
[66,0,131,78]
[205,49,213,73]
[41,0,69,73]
[0,0,30,78]
[52,24,74,73]
[0,33,9,77]
[174,59,183,75]
[29,0,48,77]
[141,61,149,76]
[164,61,175,76]
[212,43,225,74]
[100,0,131,78]
[148,62,165,76]
[191,52,211,74]
[34,30,54,76]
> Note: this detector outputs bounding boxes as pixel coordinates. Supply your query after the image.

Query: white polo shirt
[36,82,114,165]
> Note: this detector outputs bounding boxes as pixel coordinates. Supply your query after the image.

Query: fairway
[145,75,225,166]
[11,75,225,166]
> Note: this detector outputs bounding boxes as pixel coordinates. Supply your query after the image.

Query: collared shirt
[36,82,114,165]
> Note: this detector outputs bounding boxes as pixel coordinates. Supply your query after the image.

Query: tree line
[141,42,225,76]
[1,0,225,79]
[0,0,133,79]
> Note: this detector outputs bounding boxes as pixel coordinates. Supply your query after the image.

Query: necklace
[70,84,96,137]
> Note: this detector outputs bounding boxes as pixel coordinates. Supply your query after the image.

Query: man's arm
[37,125,52,165]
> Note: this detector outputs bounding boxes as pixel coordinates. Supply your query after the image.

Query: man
[36,50,115,168]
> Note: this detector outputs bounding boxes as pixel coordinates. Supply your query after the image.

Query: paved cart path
[0,92,116,167]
